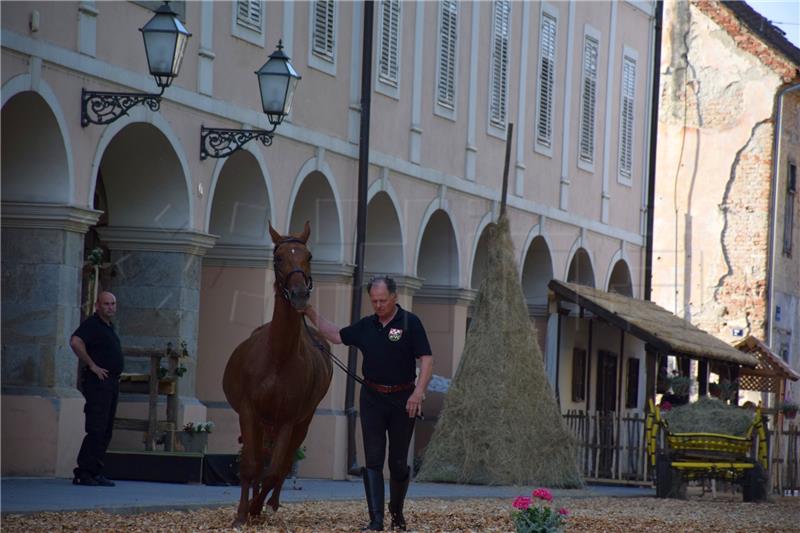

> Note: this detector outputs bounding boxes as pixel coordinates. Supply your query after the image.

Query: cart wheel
[656,454,685,499]
[742,463,768,502]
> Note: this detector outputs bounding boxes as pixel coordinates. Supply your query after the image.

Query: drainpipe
[644,1,663,301]
[346,0,374,477]
[766,82,800,350]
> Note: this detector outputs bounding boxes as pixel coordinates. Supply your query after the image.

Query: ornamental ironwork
[200,125,278,160]
[81,89,163,127]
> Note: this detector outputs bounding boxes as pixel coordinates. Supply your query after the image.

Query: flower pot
[785,409,798,420]
[177,432,208,453]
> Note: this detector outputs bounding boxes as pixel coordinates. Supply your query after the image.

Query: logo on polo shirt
[388,328,403,342]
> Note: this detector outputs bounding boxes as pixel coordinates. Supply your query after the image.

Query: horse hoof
[231,516,246,528]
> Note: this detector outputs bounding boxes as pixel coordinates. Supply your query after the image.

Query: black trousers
[360,387,415,481]
[75,372,119,477]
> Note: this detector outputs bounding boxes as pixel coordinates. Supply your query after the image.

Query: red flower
[558,507,569,516]
[512,496,531,510]
[532,488,553,502]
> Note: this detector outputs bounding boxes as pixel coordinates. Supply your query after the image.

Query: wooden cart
[646,399,768,501]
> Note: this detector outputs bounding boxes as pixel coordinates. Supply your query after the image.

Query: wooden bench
[114,344,183,451]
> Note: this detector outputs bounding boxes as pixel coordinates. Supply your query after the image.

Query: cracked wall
[653,0,784,343]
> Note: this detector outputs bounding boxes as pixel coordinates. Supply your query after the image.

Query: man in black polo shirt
[306,276,433,531]
[70,291,123,487]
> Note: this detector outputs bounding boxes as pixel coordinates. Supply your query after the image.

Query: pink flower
[660,400,672,411]
[512,496,531,510]
[558,507,569,516]
[532,488,553,502]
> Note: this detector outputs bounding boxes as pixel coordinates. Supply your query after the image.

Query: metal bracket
[81,88,163,127]
[200,125,277,159]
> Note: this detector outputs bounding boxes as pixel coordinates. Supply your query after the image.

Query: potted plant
[779,401,798,420]
[663,375,692,406]
[177,421,214,453]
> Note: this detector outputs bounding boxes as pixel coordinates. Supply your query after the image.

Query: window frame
[308,0,338,76]
[534,3,559,158]
[577,25,601,174]
[487,0,512,139]
[375,0,402,99]
[617,47,638,186]
[231,0,266,47]
[783,162,797,257]
[434,0,459,121]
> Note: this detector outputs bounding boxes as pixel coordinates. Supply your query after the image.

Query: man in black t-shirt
[70,291,123,487]
[306,276,433,531]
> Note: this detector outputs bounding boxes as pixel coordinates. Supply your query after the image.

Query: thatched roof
[548,280,757,367]
[735,335,800,382]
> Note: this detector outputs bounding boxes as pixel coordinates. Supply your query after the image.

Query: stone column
[1,202,101,476]
[95,227,216,449]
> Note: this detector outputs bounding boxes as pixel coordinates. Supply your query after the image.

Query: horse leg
[234,406,263,526]
[267,419,312,511]
[250,424,295,516]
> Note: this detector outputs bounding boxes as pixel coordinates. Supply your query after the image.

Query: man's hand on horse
[91,364,109,380]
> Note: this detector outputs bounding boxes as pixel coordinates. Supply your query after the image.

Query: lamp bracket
[81,88,164,127]
[200,125,278,160]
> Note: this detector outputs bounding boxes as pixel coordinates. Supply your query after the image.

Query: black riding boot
[388,475,409,530]
[362,468,384,531]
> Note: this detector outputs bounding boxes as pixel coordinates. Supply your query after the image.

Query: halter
[273,238,313,301]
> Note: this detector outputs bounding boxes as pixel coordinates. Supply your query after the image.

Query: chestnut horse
[222,222,332,525]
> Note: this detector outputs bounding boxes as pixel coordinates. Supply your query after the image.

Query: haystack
[664,397,754,436]
[416,215,583,487]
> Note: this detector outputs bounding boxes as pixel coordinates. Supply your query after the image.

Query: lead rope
[301,315,422,420]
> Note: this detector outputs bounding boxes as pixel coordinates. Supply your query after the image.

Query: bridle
[272,238,313,302]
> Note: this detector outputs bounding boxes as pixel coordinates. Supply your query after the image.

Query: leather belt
[364,379,415,394]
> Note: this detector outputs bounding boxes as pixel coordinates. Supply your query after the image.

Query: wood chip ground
[3,494,798,532]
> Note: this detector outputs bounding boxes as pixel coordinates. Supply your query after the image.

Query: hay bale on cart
[646,398,768,501]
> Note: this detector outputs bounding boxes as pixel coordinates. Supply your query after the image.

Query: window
[435,0,458,117]
[618,54,637,183]
[579,31,599,168]
[625,358,640,408]
[571,348,586,402]
[237,1,262,31]
[376,0,401,98]
[489,0,511,132]
[309,0,336,75]
[784,163,797,257]
[535,10,557,152]
[232,0,265,45]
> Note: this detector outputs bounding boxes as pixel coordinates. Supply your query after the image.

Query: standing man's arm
[304,305,343,345]
[407,355,433,418]
[70,335,109,380]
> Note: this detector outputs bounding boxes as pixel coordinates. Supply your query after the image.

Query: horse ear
[268,222,282,244]
[298,221,311,243]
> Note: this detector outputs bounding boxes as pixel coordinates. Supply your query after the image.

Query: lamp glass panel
[260,75,289,114]
[171,32,189,75]
[144,31,178,76]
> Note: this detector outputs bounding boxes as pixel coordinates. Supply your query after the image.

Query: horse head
[269,221,313,311]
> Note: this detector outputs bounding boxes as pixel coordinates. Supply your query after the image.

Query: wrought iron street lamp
[200,41,301,160]
[81,2,191,127]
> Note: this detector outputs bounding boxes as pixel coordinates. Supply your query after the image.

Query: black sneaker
[93,475,115,487]
[73,475,100,486]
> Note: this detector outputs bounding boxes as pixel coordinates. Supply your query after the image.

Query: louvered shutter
[579,36,599,164]
[237,1,262,32]
[312,0,335,62]
[437,0,458,109]
[489,1,510,128]
[536,13,557,147]
[378,0,401,87]
[618,56,636,178]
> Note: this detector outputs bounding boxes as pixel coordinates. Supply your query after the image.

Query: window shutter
[579,35,599,164]
[237,0,262,32]
[784,163,797,256]
[536,13,557,147]
[436,0,458,109]
[489,0,511,128]
[378,0,401,87]
[619,56,636,178]
[313,0,336,62]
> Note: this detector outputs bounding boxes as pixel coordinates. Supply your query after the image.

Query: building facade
[2,0,657,478]
[653,0,800,401]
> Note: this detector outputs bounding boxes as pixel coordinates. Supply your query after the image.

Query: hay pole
[499,123,513,218]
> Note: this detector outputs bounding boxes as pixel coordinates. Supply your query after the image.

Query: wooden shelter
[735,335,800,494]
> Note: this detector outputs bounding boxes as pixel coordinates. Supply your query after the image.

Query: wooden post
[147,353,159,451]
[499,123,513,218]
